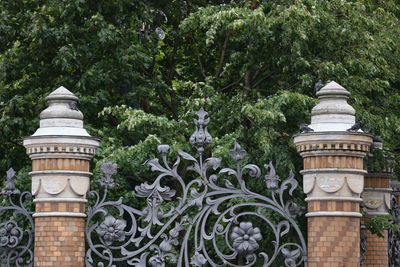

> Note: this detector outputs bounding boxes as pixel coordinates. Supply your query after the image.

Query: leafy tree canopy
[0,0,399,232]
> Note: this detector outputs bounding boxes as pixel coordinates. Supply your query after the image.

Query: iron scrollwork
[85,108,307,266]
[0,168,34,267]
[389,195,400,267]
[360,231,367,267]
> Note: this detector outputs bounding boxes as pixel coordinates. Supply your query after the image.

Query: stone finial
[309,81,356,132]
[32,86,90,136]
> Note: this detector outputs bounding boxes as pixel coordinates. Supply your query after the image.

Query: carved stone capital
[301,168,366,203]
[362,188,392,215]
[362,173,393,216]
[23,136,99,160]
[30,170,91,201]
[293,132,373,158]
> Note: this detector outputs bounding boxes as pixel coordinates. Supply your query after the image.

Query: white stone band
[300,151,367,157]
[301,168,367,175]
[29,170,92,176]
[305,197,362,202]
[306,211,362,218]
[28,153,95,160]
[363,188,393,193]
[33,198,87,203]
[33,212,87,218]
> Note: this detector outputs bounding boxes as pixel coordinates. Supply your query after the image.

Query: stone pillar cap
[45,86,79,102]
[30,86,91,137]
[309,81,357,132]
[315,81,351,98]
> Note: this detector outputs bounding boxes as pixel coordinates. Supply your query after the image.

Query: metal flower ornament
[231,222,262,255]
[0,168,34,267]
[96,216,127,246]
[85,108,307,266]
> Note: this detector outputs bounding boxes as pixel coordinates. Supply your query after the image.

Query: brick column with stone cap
[293,81,373,267]
[23,87,99,267]
[361,137,392,266]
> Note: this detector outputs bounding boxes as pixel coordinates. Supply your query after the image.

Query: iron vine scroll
[85,108,307,266]
[389,196,400,267]
[0,168,34,267]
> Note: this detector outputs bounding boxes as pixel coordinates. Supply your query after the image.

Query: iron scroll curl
[85,108,307,267]
[389,195,400,267]
[0,168,34,267]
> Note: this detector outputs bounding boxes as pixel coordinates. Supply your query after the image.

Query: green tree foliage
[96,0,400,192]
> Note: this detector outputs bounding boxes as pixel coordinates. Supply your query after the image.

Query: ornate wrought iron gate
[85,109,307,266]
[1,108,308,266]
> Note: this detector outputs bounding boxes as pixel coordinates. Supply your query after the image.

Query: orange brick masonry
[303,156,363,169]
[32,158,89,171]
[362,174,390,267]
[361,229,388,267]
[34,216,85,267]
[35,202,85,214]
[308,201,359,213]
[308,216,360,267]
[34,202,86,267]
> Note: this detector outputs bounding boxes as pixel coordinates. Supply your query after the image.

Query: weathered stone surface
[32,86,90,136]
[310,81,356,132]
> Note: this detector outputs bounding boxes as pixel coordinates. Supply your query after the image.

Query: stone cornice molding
[294,132,373,156]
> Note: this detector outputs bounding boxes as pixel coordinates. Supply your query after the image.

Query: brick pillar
[361,173,391,266]
[294,81,373,267]
[361,138,392,266]
[23,87,99,267]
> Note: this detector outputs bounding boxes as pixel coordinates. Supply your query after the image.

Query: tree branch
[197,51,207,80]
[221,76,244,92]
[250,70,276,89]
[215,32,230,78]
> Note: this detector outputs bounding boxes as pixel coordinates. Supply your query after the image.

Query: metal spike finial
[1,168,20,195]
[99,162,118,190]
[264,161,280,189]
[229,142,247,161]
[189,108,212,154]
